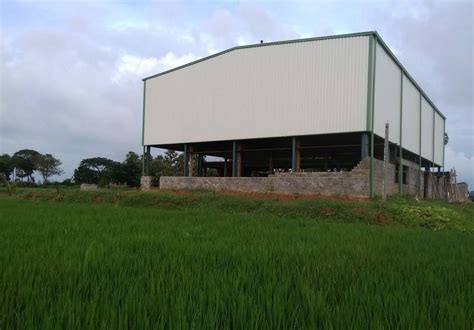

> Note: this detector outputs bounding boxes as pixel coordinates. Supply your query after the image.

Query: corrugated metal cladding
[401,75,420,155]
[374,40,445,166]
[421,97,434,161]
[434,113,444,165]
[144,36,369,145]
[374,42,401,143]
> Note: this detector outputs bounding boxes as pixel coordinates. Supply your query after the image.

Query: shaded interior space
[144,131,443,178]
[147,132,363,177]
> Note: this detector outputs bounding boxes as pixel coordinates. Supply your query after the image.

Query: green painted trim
[369,35,377,198]
[418,93,422,193]
[143,31,376,81]
[142,81,146,146]
[432,108,435,169]
[366,36,374,131]
[399,71,403,194]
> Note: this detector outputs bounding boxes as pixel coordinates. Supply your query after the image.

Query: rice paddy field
[1,188,473,328]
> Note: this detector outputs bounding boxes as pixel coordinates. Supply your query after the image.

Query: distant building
[141,31,446,197]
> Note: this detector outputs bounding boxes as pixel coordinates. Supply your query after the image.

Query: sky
[0,0,473,186]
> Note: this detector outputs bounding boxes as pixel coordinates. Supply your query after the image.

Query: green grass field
[1,188,473,328]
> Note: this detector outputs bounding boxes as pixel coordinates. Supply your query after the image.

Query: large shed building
[141,31,446,197]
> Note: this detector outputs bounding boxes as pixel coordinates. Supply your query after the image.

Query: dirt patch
[374,212,390,225]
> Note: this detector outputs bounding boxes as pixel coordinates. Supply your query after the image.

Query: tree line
[73,150,191,187]
[0,149,192,188]
[0,149,63,184]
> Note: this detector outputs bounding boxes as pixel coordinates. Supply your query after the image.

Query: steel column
[292,137,297,172]
[183,144,189,176]
[232,141,237,177]
[145,146,151,176]
[361,133,369,160]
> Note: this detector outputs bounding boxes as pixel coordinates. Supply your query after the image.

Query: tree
[111,152,142,187]
[151,150,184,177]
[36,154,64,184]
[73,157,117,186]
[0,154,13,181]
[12,149,40,182]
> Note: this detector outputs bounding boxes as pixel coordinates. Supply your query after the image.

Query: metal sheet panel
[144,36,369,145]
[421,97,434,162]
[401,75,420,154]
[434,113,444,166]
[374,42,401,144]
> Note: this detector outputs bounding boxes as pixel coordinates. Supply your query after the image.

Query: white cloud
[112,52,197,83]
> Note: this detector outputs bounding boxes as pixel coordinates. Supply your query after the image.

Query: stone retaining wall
[160,159,371,197]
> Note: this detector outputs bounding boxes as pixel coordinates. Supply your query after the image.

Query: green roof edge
[142,30,446,120]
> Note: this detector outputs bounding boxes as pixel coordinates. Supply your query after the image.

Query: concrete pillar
[361,133,369,160]
[140,175,153,191]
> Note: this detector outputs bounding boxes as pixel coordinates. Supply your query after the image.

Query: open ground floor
[142,131,458,199]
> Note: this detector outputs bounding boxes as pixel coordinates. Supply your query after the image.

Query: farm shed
[141,31,446,198]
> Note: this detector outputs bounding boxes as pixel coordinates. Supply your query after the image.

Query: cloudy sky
[1,0,473,186]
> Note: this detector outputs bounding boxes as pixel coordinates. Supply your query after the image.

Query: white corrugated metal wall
[374,42,401,143]
[144,34,445,166]
[374,40,445,166]
[144,36,369,145]
[421,97,434,161]
[434,113,444,165]
[401,76,421,155]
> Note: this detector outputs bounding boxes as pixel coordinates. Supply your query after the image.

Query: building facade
[141,31,446,197]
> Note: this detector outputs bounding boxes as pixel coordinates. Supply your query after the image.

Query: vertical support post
[269,152,274,174]
[183,144,189,177]
[296,140,301,171]
[367,34,377,198]
[382,123,389,202]
[361,133,369,160]
[197,154,203,177]
[142,145,146,176]
[232,141,238,177]
[291,137,297,172]
[237,144,242,177]
[223,158,228,177]
[145,146,151,176]
[188,146,194,177]
[418,93,423,195]
[399,70,404,194]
